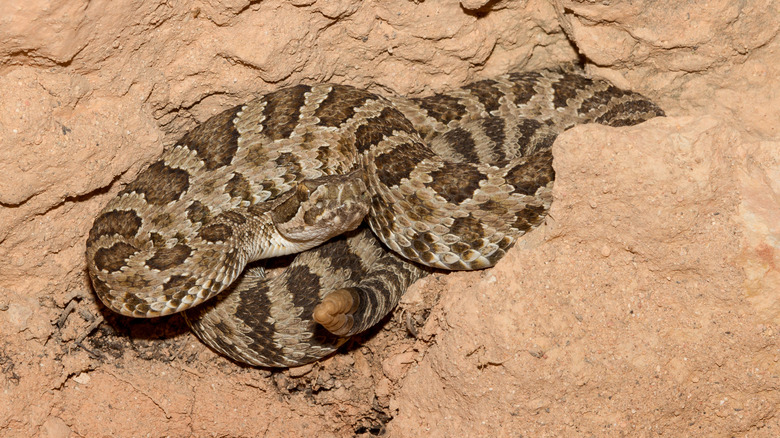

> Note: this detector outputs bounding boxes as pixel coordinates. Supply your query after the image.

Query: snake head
[272,170,370,245]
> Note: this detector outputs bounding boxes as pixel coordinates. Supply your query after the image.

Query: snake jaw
[313,288,360,336]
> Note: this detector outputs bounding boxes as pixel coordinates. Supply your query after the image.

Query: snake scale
[85,64,663,367]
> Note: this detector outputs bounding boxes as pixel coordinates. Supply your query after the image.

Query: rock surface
[1,0,778,436]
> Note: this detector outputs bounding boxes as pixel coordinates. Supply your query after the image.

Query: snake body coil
[86,65,663,366]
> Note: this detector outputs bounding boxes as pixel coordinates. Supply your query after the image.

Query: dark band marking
[93,242,139,273]
[146,244,193,270]
[284,265,323,311]
[315,85,376,128]
[229,267,343,364]
[594,100,665,127]
[481,116,507,152]
[274,152,303,182]
[90,276,110,298]
[463,79,503,113]
[478,199,508,217]
[449,215,484,248]
[120,161,190,205]
[551,72,593,109]
[121,292,148,314]
[88,210,142,245]
[374,142,435,188]
[320,234,366,282]
[162,275,198,299]
[528,133,557,156]
[506,71,542,106]
[149,232,166,247]
[515,118,543,142]
[198,223,233,243]
[225,172,253,202]
[354,106,416,154]
[578,85,630,116]
[439,127,479,163]
[180,105,242,170]
[504,151,554,196]
[186,200,211,225]
[260,85,311,140]
[512,203,548,232]
[233,283,277,349]
[515,118,544,156]
[426,163,484,205]
[411,93,468,125]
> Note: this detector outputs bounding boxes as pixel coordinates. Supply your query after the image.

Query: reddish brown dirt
[1,0,778,437]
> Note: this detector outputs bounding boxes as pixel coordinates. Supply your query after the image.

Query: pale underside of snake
[85,64,664,367]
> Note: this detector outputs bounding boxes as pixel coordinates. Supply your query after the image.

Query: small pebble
[42,416,71,438]
[72,373,91,385]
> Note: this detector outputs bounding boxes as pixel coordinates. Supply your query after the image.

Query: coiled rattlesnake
[86,64,663,366]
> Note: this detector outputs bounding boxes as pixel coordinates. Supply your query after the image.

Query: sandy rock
[41,416,71,438]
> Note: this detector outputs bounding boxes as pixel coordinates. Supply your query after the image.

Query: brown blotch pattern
[146,244,193,271]
[595,100,665,127]
[274,152,303,181]
[179,105,242,170]
[321,241,366,283]
[90,276,111,299]
[481,116,507,155]
[512,203,548,232]
[426,163,484,205]
[411,93,468,125]
[216,210,247,225]
[578,85,630,116]
[354,106,416,154]
[269,186,306,226]
[162,275,198,297]
[198,223,234,243]
[449,215,484,249]
[88,209,142,245]
[551,72,594,109]
[506,71,542,106]
[245,144,268,168]
[282,266,322,310]
[504,152,554,196]
[225,172,253,202]
[478,199,508,217]
[315,85,376,128]
[374,142,435,188]
[515,118,544,156]
[149,232,166,247]
[93,242,139,273]
[463,79,503,113]
[186,200,211,225]
[260,85,311,140]
[440,127,479,163]
[120,161,190,205]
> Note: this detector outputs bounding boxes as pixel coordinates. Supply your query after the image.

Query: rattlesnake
[85,64,663,367]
